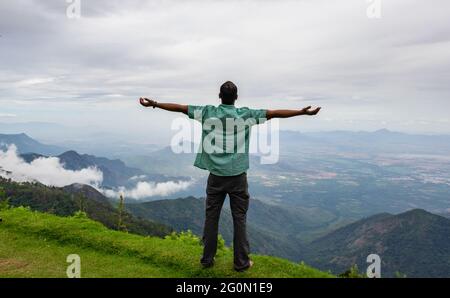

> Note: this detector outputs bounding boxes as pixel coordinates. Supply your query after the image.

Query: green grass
[0,207,333,278]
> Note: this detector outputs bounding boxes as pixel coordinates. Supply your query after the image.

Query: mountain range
[128,196,450,277]
[0,133,65,155]
[307,209,450,277]
[20,150,175,188]
[281,129,450,155]
[0,122,162,158]
[1,133,190,190]
[0,132,188,190]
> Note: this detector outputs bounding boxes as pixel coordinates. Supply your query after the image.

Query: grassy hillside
[0,178,172,237]
[0,207,333,278]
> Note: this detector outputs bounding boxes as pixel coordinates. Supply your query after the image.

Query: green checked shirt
[188,104,267,176]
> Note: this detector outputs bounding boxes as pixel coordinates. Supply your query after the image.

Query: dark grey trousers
[200,172,250,271]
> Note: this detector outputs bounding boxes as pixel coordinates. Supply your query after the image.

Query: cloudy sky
[1,0,450,143]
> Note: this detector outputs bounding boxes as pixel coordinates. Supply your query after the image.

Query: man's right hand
[301,106,321,115]
[139,97,157,108]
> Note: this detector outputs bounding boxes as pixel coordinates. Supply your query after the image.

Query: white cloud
[0,144,193,199]
[128,174,147,181]
[0,145,103,187]
[15,77,55,87]
[0,113,17,118]
[1,0,450,135]
[102,180,194,200]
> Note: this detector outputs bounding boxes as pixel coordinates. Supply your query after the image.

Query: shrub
[164,231,229,255]
[73,210,88,219]
[216,234,228,256]
[15,206,31,212]
[395,271,407,278]
[338,264,365,278]
[165,230,202,247]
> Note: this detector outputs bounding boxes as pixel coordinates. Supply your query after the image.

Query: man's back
[187,104,267,176]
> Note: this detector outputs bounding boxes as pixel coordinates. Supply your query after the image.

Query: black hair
[219,81,238,105]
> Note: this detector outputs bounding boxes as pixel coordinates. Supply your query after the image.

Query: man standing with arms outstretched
[140,81,321,271]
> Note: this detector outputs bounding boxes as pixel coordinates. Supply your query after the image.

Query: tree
[117,194,127,232]
[0,186,9,211]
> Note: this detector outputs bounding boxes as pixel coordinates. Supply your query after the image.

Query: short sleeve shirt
[187,104,267,176]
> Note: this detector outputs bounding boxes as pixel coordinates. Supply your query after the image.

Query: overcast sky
[1,0,450,143]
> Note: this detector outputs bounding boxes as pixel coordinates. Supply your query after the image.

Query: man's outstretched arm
[266,106,321,120]
[139,97,188,115]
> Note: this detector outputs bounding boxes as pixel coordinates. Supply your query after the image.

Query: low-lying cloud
[0,145,103,187]
[0,144,193,200]
[102,180,193,200]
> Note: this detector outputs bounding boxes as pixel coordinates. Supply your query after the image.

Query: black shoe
[234,260,253,272]
[201,258,215,268]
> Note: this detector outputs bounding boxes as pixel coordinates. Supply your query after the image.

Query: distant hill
[0,133,186,189]
[282,129,450,155]
[20,150,180,188]
[307,209,450,277]
[57,150,147,188]
[0,122,69,140]
[63,183,111,204]
[123,130,450,178]
[0,177,172,237]
[122,144,200,177]
[0,122,162,158]
[0,133,65,155]
[438,211,450,219]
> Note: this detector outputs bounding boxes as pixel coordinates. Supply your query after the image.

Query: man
[140,81,321,271]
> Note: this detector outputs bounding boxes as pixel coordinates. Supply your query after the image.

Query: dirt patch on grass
[0,258,29,271]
